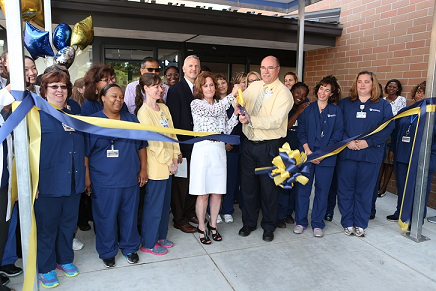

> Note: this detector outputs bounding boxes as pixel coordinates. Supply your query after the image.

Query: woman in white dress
[189,71,240,244]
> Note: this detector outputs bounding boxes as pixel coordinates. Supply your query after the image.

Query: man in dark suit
[166,55,201,233]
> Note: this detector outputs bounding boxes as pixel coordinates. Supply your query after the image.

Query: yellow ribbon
[236,88,244,107]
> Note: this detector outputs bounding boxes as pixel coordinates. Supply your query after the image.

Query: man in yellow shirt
[238,56,293,242]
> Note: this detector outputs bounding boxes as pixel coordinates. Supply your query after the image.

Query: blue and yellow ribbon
[1,90,241,290]
[256,98,436,233]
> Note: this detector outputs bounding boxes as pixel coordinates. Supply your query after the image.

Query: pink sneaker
[140,243,168,255]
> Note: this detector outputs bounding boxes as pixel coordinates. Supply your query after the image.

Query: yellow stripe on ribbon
[21,106,40,290]
[306,106,422,163]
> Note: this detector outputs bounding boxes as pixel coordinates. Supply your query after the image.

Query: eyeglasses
[248,79,260,84]
[260,66,278,71]
[165,73,179,77]
[48,85,68,90]
[146,68,161,73]
[100,77,117,83]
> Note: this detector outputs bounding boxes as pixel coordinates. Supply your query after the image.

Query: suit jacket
[166,78,194,156]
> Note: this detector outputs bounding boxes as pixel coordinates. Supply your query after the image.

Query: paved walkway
[7,192,436,290]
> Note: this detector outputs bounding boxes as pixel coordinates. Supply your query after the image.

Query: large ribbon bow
[256,142,310,189]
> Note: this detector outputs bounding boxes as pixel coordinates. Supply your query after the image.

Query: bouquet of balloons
[1,0,94,69]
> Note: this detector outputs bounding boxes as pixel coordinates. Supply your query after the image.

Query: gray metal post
[5,0,39,289]
[296,0,305,81]
[404,0,436,243]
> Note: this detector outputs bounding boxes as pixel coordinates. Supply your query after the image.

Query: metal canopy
[165,0,324,13]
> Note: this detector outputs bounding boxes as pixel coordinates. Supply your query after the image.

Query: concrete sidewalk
[7,192,436,291]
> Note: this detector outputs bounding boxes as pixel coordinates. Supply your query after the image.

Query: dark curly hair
[83,63,115,102]
[313,75,342,104]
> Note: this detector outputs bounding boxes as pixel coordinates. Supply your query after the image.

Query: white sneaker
[354,227,365,237]
[217,215,223,224]
[223,214,234,223]
[72,238,84,251]
[293,225,306,234]
[344,226,354,236]
[313,228,324,238]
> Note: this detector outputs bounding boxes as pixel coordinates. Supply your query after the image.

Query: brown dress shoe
[174,223,197,233]
[189,217,199,224]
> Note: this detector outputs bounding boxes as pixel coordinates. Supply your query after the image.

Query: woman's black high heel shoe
[197,227,211,245]
[207,222,222,241]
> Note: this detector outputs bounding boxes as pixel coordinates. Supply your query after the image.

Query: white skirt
[189,140,227,195]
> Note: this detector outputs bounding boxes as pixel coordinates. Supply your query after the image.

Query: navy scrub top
[297,102,344,166]
[38,109,86,197]
[389,110,436,171]
[85,110,147,188]
[338,97,394,163]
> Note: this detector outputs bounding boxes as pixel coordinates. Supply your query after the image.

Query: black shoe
[276,219,286,228]
[262,230,274,242]
[125,252,139,264]
[1,274,9,286]
[284,215,295,224]
[369,213,375,220]
[386,214,399,222]
[207,223,222,241]
[103,257,116,268]
[78,223,91,231]
[324,214,333,222]
[238,226,256,237]
[0,264,23,277]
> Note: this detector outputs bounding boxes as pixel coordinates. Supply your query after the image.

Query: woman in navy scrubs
[85,84,147,268]
[294,76,343,237]
[337,71,394,237]
[277,82,310,228]
[81,64,126,116]
[35,71,85,288]
[386,81,435,222]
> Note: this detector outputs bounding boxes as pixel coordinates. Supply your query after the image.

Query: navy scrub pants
[34,193,80,273]
[394,162,435,218]
[221,152,240,215]
[337,159,380,229]
[295,163,334,229]
[141,176,172,249]
[92,185,140,259]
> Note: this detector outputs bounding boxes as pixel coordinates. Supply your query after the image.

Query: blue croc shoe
[38,270,59,288]
[158,239,174,248]
[56,263,79,277]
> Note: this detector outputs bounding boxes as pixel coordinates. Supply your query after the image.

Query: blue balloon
[23,22,55,60]
[53,23,72,51]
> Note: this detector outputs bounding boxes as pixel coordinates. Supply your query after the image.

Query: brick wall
[302,0,436,208]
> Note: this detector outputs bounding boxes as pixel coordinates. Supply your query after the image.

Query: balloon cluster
[22,16,93,68]
[1,2,94,69]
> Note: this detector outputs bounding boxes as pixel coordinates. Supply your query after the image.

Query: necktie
[246,85,267,140]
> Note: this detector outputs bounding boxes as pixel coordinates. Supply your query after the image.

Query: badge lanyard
[107,139,119,157]
[402,115,418,143]
[160,111,169,128]
[356,104,366,119]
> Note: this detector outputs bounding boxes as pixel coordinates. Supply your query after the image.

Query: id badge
[402,136,411,143]
[107,149,119,157]
[160,119,169,128]
[62,123,75,131]
[356,112,366,118]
